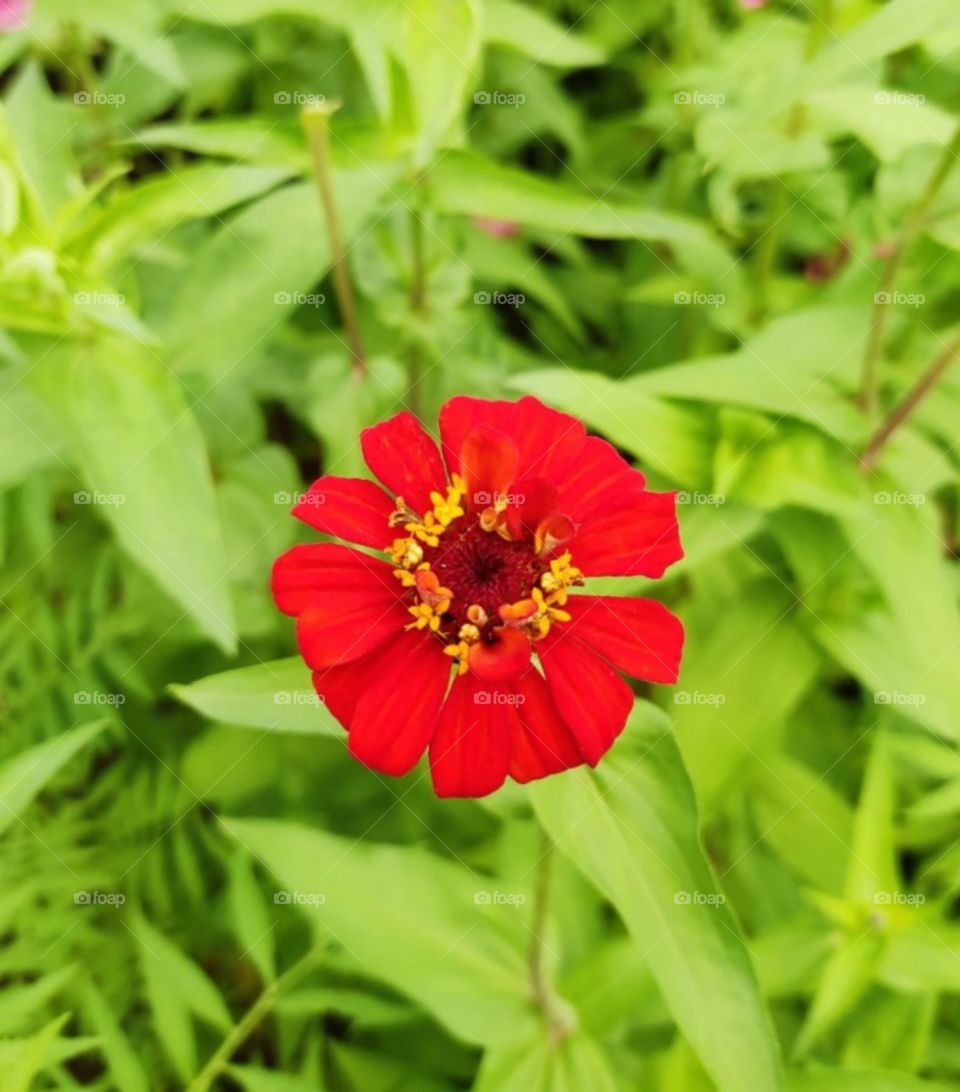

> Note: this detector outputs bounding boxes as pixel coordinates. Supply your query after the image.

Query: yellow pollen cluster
[443,615,484,675]
[539,552,582,605]
[388,475,465,564]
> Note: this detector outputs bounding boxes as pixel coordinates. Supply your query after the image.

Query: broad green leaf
[673,581,820,809]
[0,1014,70,1092]
[77,980,150,1092]
[170,658,339,735]
[788,1070,954,1092]
[33,340,236,651]
[228,851,277,984]
[0,719,107,838]
[532,703,784,1092]
[432,151,736,284]
[483,1,603,67]
[845,733,898,905]
[475,1032,620,1092]
[164,166,393,378]
[224,818,539,1046]
[0,384,66,488]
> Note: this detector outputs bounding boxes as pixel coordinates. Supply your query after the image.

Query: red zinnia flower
[272,396,684,798]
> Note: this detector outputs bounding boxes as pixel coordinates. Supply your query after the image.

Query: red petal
[292,476,395,550]
[272,544,407,669]
[571,490,683,578]
[558,436,646,523]
[272,543,400,616]
[566,596,684,684]
[503,477,559,540]
[537,630,634,766]
[361,411,446,515]
[459,427,519,512]
[439,395,585,486]
[349,634,450,777]
[509,667,582,783]
[468,626,532,682]
[430,674,512,797]
[311,643,392,730]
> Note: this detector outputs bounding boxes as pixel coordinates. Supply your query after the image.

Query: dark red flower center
[424,520,543,632]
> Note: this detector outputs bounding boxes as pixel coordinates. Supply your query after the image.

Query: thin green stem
[302,102,366,377]
[407,185,428,418]
[860,334,960,472]
[860,125,960,415]
[186,944,325,1092]
[528,828,574,1043]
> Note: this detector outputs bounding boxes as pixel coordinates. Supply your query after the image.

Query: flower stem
[186,944,325,1092]
[860,334,960,472]
[528,827,573,1043]
[407,185,428,418]
[302,101,366,377]
[859,124,960,415]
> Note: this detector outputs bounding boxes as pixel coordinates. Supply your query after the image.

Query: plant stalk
[186,944,325,1092]
[303,102,366,377]
[859,125,960,415]
[861,335,960,472]
[528,827,573,1043]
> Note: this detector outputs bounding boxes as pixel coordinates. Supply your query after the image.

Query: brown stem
[859,125,960,415]
[861,335,960,472]
[302,101,366,376]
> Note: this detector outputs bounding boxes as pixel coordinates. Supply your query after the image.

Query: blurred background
[2,0,960,1088]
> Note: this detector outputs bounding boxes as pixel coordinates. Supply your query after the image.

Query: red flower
[272,396,684,798]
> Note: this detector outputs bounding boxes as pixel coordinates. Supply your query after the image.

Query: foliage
[2,0,960,1088]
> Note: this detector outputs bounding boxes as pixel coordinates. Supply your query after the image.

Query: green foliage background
[2,0,960,1088]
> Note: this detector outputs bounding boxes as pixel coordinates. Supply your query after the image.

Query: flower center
[387,475,582,677]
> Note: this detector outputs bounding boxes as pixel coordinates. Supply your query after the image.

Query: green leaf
[228,851,277,984]
[223,817,539,1047]
[432,151,736,284]
[171,658,340,735]
[483,1,603,67]
[131,910,232,1082]
[33,340,236,652]
[531,703,784,1092]
[788,1069,955,1092]
[0,719,107,838]
[475,1032,620,1092]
